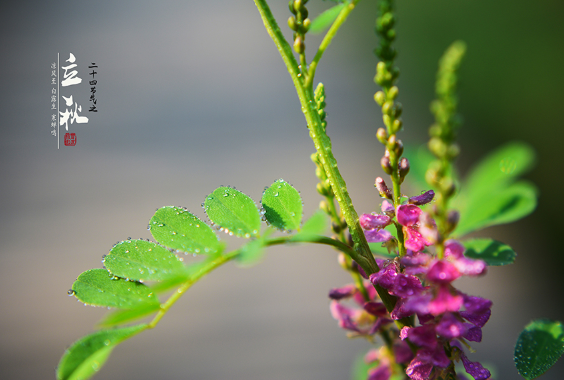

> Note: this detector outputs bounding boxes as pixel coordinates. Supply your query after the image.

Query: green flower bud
[374,91,385,106]
[376,127,388,144]
[288,16,297,31]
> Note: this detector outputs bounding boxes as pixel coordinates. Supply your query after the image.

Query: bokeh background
[1,0,563,379]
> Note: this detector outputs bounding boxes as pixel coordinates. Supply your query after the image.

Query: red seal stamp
[64,132,77,146]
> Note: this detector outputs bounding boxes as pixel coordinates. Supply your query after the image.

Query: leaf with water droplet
[72,269,160,309]
[57,324,147,380]
[462,238,516,266]
[514,319,564,379]
[104,240,188,282]
[204,187,261,238]
[98,303,160,327]
[261,179,302,231]
[150,206,220,254]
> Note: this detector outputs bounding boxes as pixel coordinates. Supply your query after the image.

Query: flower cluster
[331,184,492,380]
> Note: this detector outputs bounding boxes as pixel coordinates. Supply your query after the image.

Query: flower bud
[381,155,393,175]
[388,86,399,100]
[375,177,393,199]
[376,127,388,144]
[288,16,297,31]
[408,189,435,205]
[399,157,410,180]
[374,91,385,106]
[293,36,305,54]
[445,210,460,234]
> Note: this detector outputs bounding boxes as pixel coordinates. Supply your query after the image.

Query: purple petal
[328,284,357,300]
[409,190,435,205]
[428,285,463,315]
[360,213,391,230]
[365,228,393,243]
[397,204,422,227]
[426,260,461,284]
[381,200,395,214]
[408,324,438,349]
[463,325,483,342]
[460,351,491,380]
[368,365,391,380]
[444,240,465,258]
[435,312,467,340]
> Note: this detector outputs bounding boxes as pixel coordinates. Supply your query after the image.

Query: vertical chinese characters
[59,53,88,132]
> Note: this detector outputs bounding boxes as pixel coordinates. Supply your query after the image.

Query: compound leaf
[204,187,261,238]
[463,238,516,266]
[454,181,537,236]
[149,206,220,255]
[261,179,302,231]
[71,269,159,309]
[57,324,147,380]
[515,319,564,379]
[104,239,188,282]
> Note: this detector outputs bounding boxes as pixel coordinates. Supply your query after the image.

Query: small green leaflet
[261,179,303,231]
[72,269,160,309]
[515,319,564,379]
[104,239,188,282]
[309,2,347,34]
[149,206,220,254]
[204,187,261,238]
[290,210,329,241]
[57,324,147,380]
[463,238,516,266]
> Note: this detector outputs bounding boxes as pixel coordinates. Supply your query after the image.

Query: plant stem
[305,0,361,89]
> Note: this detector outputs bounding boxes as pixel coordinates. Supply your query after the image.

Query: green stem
[253,0,408,321]
[305,0,361,89]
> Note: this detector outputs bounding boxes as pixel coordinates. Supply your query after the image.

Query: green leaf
[98,303,160,327]
[57,324,147,380]
[309,3,347,34]
[104,240,188,282]
[463,238,517,266]
[261,179,302,231]
[464,142,535,197]
[204,187,261,238]
[291,210,329,241]
[237,229,274,266]
[454,181,537,236]
[72,269,160,309]
[515,319,564,379]
[149,206,220,255]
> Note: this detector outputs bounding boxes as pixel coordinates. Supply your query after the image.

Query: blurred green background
[1,0,562,379]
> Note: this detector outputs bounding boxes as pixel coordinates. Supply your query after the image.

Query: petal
[426,260,461,284]
[435,312,467,340]
[360,213,391,230]
[397,204,422,227]
[365,228,393,243]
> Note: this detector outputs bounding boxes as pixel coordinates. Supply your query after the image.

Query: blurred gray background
[1,0,563,379]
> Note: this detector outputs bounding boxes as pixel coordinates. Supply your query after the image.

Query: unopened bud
[381,155,393,175]
[445,210,460,234]
[288,16,297,31]
[375,177,393,199]
[399,157,410,179]
[408,189,435,205]
[388,86,399,100]
[293,36,305,54]
[376,127,388,144]
[374,91,385,106]
[392,118,402,133]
